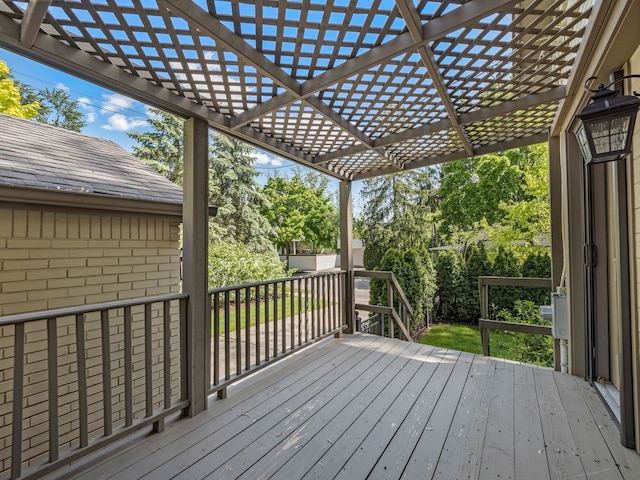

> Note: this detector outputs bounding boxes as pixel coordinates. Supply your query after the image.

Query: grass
[419,323,553,367]
[212,293,327,336]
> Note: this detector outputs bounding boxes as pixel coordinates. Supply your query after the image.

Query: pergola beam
[20,0,51,48]
[232,0,522,129]
[395,0,474,156]
[314,86,565,165]
[162,0,399,170]
[351,131,549,180]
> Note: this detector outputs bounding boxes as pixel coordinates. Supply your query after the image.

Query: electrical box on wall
[551,292,568,340]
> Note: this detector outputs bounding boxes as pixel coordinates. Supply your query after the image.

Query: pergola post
[561,131,587,377]
[549,136,563,289]
[182,117,209,416]
[340,180,355,334]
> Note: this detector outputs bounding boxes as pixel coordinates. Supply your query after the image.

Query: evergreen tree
[458,243,492,323]
[490,247,521,316]
[434,250,463,322]
[32,87,86,131]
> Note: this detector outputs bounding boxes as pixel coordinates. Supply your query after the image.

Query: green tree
[0,60,39,119]
[208,134,273,251]
[458,243,492,324]
[30,87,86,131]
[434,250,463,322]
[127,108,184,184]
[490,247,521,316]
[261,175,338,264]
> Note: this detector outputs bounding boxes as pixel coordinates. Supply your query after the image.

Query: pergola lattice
[0,0,596,180]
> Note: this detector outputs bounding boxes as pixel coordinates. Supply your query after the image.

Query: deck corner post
[340,180,355,333]
[183,116,209,416]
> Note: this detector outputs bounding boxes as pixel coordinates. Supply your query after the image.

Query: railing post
[340,180,354,333]
[183,116,209,416]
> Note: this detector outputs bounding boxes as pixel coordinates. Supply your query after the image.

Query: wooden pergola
[0,0,599,180]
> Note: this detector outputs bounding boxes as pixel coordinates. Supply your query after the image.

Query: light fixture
[572,75,640,165]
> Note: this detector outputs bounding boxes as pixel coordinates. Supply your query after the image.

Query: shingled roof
[0,112,183,205]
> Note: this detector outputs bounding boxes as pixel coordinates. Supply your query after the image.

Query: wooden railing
[0,293,188,480]
[208,271,347,398]
[354,270,413,341]
[478,276,560,370]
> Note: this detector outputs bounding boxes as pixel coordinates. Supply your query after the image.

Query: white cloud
[56,82,70,91]
[253,152,283,167]
[77,97,96,123]
[102,113,147,132]
[102,93,134,112]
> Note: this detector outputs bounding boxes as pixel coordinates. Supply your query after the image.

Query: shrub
[434,250,463,322]
[208,241,288,290]
[457,243,492,324]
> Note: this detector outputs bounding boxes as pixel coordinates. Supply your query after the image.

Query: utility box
[551,292,568,340]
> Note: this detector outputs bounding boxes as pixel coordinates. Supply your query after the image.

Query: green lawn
[212,293,326,336]
[419,323,553,367]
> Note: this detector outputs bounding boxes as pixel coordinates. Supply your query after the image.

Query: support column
[340,180,354,333]
[549,135,563,288]
[182,117,209,416]
[562,131,587,377]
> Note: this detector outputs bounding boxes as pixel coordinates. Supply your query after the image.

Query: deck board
[58,334,640,480]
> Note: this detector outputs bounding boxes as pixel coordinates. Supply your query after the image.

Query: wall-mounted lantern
[572,75,640,164]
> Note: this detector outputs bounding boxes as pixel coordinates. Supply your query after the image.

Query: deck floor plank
[56,334,640,480]
[144,337,408,479]
[239,344,437,480]
[334,349,464,480]
[204,340,424,479]
[264,342,434,480]
[554,372,625,479]
[513,364,551,480]
[534,367,587,480]
[478,361,516,480]
[432,354,493,480]
[393,350,474,480]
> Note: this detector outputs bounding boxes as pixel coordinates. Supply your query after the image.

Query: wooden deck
[56,334,640,480]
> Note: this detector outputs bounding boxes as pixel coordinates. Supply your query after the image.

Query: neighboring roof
[0,112,183,206]
[0,0,622,181]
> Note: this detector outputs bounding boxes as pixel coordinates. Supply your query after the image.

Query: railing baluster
[163,301,172,409]
[281,281,286,354]
[312,275,317,339]
[213,292,220,386]
[179,297,188,405]
[245,287,250,370]
[124,306,133,426]
[47,317,59,462]
[144,303,153,419]
[302,277,307,344]
[11,322,25,479]
[236,289,242,375]
[273,282,278,356]
[331,273,337,330]
[255,285,261,365]
[224,291,231,380]
[76,313,88,447]
[290,279,296,349]
[101,310,113,436]
[265,284,270,362]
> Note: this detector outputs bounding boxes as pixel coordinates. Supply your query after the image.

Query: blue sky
[1,47,364,211]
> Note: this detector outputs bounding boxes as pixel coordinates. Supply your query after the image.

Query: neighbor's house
[0,112,184,471]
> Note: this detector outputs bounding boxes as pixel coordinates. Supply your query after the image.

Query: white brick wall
[0,206,182,474]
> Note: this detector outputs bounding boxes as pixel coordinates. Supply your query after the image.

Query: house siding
[0,206,182,473]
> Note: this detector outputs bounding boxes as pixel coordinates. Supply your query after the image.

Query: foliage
[434,250,463,322]
[457,243,492,324]
[208,241,288,290]
[128,108,184,184]
[0,60,39,119]
[521,249,552,306]
[208,133,273,251]
[30,87,86,131]
[370,247,436,332]
[496,300,554,367]
[129,110,273,250]
[261,175,338,259]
